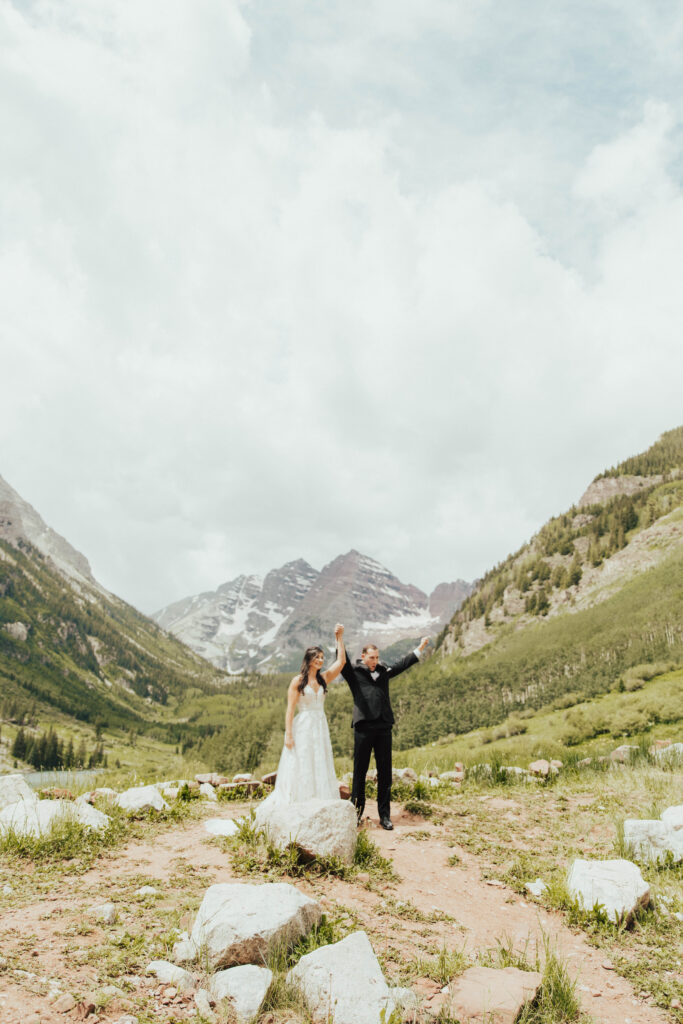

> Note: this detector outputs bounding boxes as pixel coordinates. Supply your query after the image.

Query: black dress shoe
[356,806,365,826]
[380,817,393,830]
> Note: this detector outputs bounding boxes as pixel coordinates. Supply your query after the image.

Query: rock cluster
[0,774,110,838]
[161,881,407,1024]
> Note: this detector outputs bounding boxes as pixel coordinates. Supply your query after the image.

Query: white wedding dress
[260,683,340,809]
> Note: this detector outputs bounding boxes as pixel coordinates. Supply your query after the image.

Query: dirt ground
[0,798,675,1024]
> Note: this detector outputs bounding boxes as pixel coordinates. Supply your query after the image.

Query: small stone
[165,987,178,999]
[194,989,216,1021]
[90,902,117,925]
[54,993,77,1013]
[356,872,370,884]
[525,879,546,898]
[601,962,615,970]
[3,883,13,896]
[671,998,682,1010]
[135,886,158,898]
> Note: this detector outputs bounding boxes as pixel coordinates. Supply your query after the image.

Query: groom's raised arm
[386,637,430,680]
[340,652,372,718]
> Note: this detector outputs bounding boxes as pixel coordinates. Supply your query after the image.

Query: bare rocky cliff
[0,473,98,587]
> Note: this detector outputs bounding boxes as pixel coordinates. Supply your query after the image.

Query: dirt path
[0,800,672,1024]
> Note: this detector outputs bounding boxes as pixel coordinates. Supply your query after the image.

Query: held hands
[418,636,430,653]
[334,623,344,640]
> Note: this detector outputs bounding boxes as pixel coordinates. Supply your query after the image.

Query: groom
[341,636,429,830]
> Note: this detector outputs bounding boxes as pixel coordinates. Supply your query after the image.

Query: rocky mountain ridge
[0,472,226,734]
[155,551,472,672]
[0,474,97,587]
[439,426,683,660]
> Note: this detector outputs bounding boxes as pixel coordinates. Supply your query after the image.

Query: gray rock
[117,785,168,814]
[567,858,650,923]
[199,782,218,802]
[624,819,683,864]
[0,773,36,811]
[146,959,196,992]
[204,818,240,837]
[90,902,117,925]
[187,882,321,970]
[287,931,398,1024]
[3,621,29,642]
[610,744,639,763]
[655,742,683,764]
[661,805,683,831]
[135,886,158,898]
[525,879,547,898]
[207,964,273,1022]
[194,989,216,1021]
[255,798,356,864]
[0,799,110,837]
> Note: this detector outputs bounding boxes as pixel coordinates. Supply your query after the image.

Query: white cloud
[1,0,682,611]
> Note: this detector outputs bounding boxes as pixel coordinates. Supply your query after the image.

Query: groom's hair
[361,644,379,655]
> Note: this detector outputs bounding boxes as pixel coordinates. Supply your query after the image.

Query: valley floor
[1,760,682,1024]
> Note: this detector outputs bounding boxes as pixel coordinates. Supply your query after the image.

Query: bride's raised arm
[322,623,346,684]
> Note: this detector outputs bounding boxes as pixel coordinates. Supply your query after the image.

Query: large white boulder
[255,798,357,864]
[655,742,683,764]
[146,960,196,993]
[661,805,683,831]
[117,785,169,814]
[207,965,273,1023]
[567,859,650,923]
[624,819,683,864]
[199,782,218,802]
[0,798,110,837]
[0,774,36,811]
[286,931,398,1024]
[185,882,321,970]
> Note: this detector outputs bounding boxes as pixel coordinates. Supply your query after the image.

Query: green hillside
[0,535,228,766]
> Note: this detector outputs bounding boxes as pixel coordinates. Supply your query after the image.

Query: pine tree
[11,727,27,761]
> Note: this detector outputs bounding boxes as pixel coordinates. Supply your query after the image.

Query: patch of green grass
[353,830,396,880]
[403,798,434,818]
[0,808,128,867]
[517,939,590,1023]
[400,943,470,986]
[217,784,267,802]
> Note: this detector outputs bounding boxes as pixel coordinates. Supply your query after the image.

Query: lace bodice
[297,683,326,714]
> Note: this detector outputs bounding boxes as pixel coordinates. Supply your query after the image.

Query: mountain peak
[0,473,96,585]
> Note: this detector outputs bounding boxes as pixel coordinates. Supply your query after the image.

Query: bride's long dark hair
[297,645,327,694]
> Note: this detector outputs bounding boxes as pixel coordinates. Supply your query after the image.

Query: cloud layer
[1,0,682,611]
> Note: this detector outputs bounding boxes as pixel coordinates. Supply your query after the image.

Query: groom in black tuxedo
[341,636,429,830]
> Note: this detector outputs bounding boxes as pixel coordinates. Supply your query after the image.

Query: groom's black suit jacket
[341,653,418,728]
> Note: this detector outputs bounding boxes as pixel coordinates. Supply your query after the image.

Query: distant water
[22,769,102,790]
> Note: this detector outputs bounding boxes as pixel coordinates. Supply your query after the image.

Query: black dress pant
[352,722,392,820]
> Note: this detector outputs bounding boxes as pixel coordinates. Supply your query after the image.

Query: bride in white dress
[260,624,346,808]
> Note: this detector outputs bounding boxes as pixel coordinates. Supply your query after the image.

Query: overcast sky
[2,0,683,613]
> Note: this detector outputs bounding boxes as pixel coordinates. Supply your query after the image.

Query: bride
[259,624,346,809]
